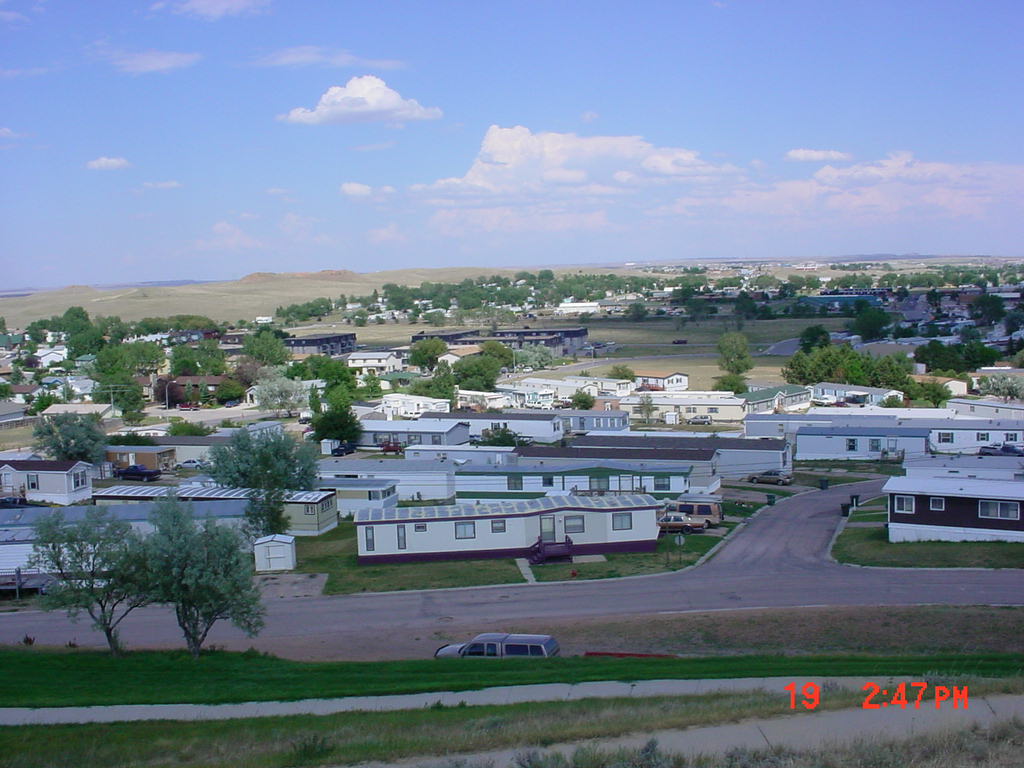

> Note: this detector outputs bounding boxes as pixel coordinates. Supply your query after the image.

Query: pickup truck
[113,464,162,481]
[979,443,1024,456]
[378,441,404,455]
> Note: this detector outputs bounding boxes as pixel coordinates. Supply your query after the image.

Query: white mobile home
[380,393,451,419]
[404,445,517,466]
[354,494,661,563]
[563,376,636,398]
[313,477,399,518]
[902,455,1024,482]
[812,382,904,406]
[356,420,471,449]
[319,458,456,503]
[633,371,689,391]
[0,460,92,506]
[453,460,692,498]
[795,426,930,461]
[457,389,511,410]
[618,392,747,423]
[737,385,813,414]
[418,411,564,443]
[552,409,630,434]
[948,398,1024,420]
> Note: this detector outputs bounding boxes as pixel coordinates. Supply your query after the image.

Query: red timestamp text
[784,682,969,711]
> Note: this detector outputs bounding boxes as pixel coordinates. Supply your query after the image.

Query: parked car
[222,399,241,407]
[657,513,708,534]
[379,441,404,455]
[177,403,200,411]
[297,416,312,424]
[686,415,713,425]
[744,469,793,485]
[175,459,209,471]
[113,464,162,481]
[979,443,1024,456]
[330,442,358,456]
[435,633,560,658]
[672,339,688,344]
[662,497,723,528]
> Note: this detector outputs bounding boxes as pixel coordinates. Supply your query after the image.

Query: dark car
[379,441,404,455]
[177,403,200,411]
[113,464,162,481]
[330,442,358,456]
[744,469,793,485]
[672,339,688,344]
[979,443,1024,456]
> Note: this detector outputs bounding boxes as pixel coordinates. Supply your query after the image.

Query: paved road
[3,480,1022,656]
[763,337,801,356]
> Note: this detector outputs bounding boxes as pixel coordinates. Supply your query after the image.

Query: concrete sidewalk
[2,676,886,726]
[367,694,1024,768]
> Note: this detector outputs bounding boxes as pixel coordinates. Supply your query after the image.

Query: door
[540,515,556,543]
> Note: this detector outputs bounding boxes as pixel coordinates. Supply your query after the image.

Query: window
[414,523,427,532]
[507,476,523,491]
[564,515,585,534]
[464,643,485,657]
[578,418,586,430]
[589,475,609,491]
[26,474,39,491]
[397,525,407,550]
[364,526,375,551]
[1006,433,1019,443]
[407,434,421,445]
[455,521,476,539]
[979,500,1020,520]
[892,495,915,514]
[304,506,316,515]
[491,422,502,431]
[72,470,87,489]
[612,512,632,530]
[542,475,554,487]
[369,490,381,500]
[708,407,719,414]
[977,432,990,442]
[846,439,858,452]
[431,434,442,445]
[937,432,954,444]
[929,497,945,511]
[685,406,696,413]
[869,439,881,452]
[653,477,670,491]
[491,519,506,533]
[505,643,529,656]
[529,645,545,656]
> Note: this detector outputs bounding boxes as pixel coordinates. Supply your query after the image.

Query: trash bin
[766,494,776,506]
[819,478,829,490]
[840,503,851,517]
[850,494,860,508]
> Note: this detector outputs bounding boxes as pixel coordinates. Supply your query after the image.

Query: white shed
[253,534,296,572]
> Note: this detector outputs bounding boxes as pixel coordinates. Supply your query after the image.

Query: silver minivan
[434,633,560,658]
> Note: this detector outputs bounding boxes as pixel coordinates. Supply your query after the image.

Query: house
[457,389,511,411]
[353,494,661,563]
[403,445,517,466]
[909,375,969,397]
[40,403,113,420]
[282,333,356,357]
[244,378,325,406]
[356,419,471,449]
[744,410,956,440]
[380,393,451,419]
[91,485,339,536]
[8,384,43,404]
[554,301,602,315]
[168,375,226,397]
[948,398,1024,420]
[633,372,689,391]
[0,333,26,350]
[319,457,456,502]
[313,477,398,518]
[618,392,747,423]
[343,351,403,377]
[572,434,791,478]
[104,445,178,472]
[737,385,813,414]
[811,382,904,406]
[0,460,92,505]
[902,455,1024,482]
[795,426,930,461]
[454,459,695,498]
[0,402,28,425]
[884,476,1024,543]
[33,346,69,366]
[552,409,630,434]
[418,411,564,443]
[437,345,483,367]
[495,382,557,409]
[151,434,232,463]
[411,327,589,355]
[563,376,636,398]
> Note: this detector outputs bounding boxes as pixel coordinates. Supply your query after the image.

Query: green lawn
[723,500,759,517]
[847,510,888,522]
[532,532,721,582]
[723,483,796,497]
[791,472,872,487]
[795,459,906,476]
[833,526,1024,569]
[555,316,849,348]
[295,523,525,594]
[2,647,1021,708]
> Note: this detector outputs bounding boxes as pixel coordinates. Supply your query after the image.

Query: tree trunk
[102,625,122,657]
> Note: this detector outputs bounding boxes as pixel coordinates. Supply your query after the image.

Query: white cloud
[154,0,269,20]
[351,141,396,152]
[340,182,373,197]
[580,111,599,123]
[196,220,263,250]
[142,180,182,189]
[86,156,130,170]
[255,46,402,70]
[785,148,852,162]
[279,75,442,125]
[0,127,20,139]
[108,49,201,74]
[265,187,289,196]
[367,222,406,244]
[0,65,51,78]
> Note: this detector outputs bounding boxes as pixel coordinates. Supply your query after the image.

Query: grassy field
[532,532,721,582]
[0,690,869,768]
[552,355,791,390]
[0,425,35,452]
[2,647,1021,708]
[295,523,525,594]
[833,526,1024,569]
[794,459,906,476]
[791,472,872,487]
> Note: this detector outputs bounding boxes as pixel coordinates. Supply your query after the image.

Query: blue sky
[2,0,1022,287]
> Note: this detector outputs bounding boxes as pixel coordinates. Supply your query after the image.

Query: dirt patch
[256,572,327,599]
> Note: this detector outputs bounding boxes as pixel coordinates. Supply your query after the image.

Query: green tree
[26,391,62,416]
[607,364,636,381]
[0,382,11,401]
[683,297,709,325]
[67,328,106,359]
[570,390,595,410]
[30,508,150,655]
[636,393,656,423]
[515,344,554,370]
[243,331,290,366]
[215,378,245,404]
[33,413,106,463]
[408,338,448,372]
[308,386,324,415]
[973,294,1006,325]
[254,370,306,416]
[916,379,952,407]
[312,405,362,444]
[625,302,649,321]
[452,355,502,391]
[169,420,216,437]
[717,332,753,376]
[479,340,514,368]
[850,306,890,341]
[145,496,264,658]
[92,374,145,419]
[798,325,831,353]
[361,370,383,398]
[733,293,758,320]
[879,394,905,408]
[713,373,749,394]
[478,426,522,446]
[209,430,317,536]
[979,374,1024,402]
